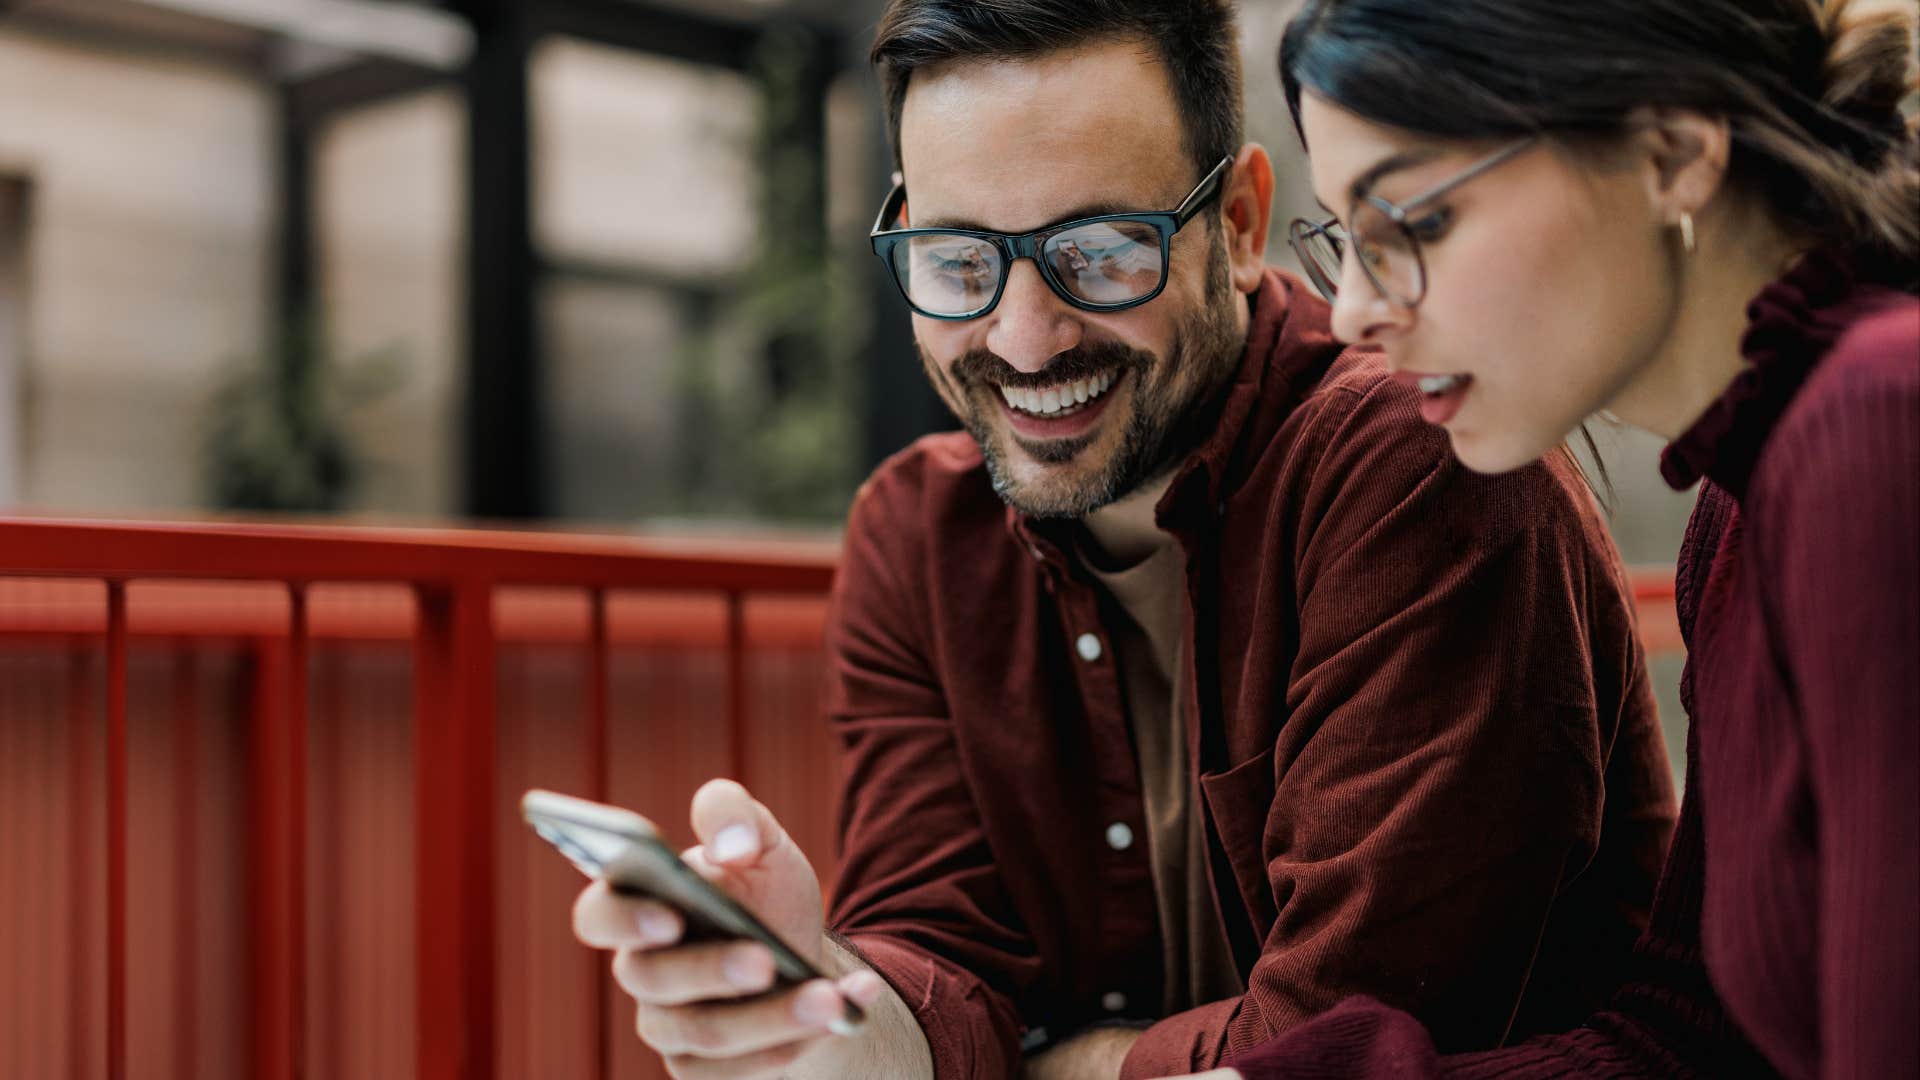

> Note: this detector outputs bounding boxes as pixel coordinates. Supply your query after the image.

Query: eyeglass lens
[891,218,1166,317]
[1293,201,1425,306]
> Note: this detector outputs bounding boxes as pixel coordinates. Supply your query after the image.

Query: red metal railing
[0,516,1681,1080]
[0,517,838,1080]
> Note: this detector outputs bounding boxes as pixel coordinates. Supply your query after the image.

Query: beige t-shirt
[1079,531,1245,1015]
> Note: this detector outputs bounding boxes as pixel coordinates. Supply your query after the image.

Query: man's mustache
[950,342,1152,390]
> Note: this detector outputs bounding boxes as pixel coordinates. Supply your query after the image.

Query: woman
[1191,1,1917,1077]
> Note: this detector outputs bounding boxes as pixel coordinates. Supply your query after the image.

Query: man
[570,2,1678,1077]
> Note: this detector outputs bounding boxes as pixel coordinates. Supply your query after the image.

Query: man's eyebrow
[914,200,1140,234]
[1348,148,1440,202]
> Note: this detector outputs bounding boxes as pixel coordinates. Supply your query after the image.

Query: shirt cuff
[1119,997,1241,1079]
[838,931,1022,1080]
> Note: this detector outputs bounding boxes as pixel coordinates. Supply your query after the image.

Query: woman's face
[1298,92,1677,474]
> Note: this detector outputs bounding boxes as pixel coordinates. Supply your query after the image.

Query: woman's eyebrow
[1349,148,1440,202]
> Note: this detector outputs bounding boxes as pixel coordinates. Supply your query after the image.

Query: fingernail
[792,982,840,1026]
[840,971,884,1007]
[637,908,678,943]
[724,944,769,989]
[710,823,758,863]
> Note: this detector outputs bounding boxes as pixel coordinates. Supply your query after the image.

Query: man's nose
[984,260,1081,374]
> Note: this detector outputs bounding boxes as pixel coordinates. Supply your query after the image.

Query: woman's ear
[1626,106,1732,225]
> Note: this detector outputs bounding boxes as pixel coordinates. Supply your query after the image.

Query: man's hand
[571,779,887,1078]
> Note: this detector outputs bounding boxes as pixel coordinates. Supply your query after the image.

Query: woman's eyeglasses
[1288,137,1537,309]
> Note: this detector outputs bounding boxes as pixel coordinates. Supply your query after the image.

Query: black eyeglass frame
[1288,137,1537,308]
[869,155,1236,320]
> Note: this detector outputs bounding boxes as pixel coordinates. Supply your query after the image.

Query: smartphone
[520,789,865,1033]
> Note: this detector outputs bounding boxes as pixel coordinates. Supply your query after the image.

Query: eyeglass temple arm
[870,179,907,238]
[1398,137,1538,213]
[1173,155,1237,226]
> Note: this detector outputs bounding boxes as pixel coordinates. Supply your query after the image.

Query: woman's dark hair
[1280,0,1919,284]
[870,0,1244,184]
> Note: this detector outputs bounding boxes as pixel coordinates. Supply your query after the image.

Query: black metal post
[462,0,541,518]
[276,83,314,349]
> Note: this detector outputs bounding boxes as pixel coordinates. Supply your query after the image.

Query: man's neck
[1081,472,1177,569]
[1079,275,1259,568]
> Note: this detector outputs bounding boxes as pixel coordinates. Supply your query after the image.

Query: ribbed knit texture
[1230,253,1919,1079]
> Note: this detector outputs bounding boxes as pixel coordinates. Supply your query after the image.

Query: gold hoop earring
[1678,212,1696,255]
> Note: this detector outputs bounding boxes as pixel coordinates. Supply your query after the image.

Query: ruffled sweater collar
[1659,249,1887,498]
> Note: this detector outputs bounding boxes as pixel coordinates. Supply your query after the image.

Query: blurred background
[0,0,1694,538]
[0,1,1698,1077]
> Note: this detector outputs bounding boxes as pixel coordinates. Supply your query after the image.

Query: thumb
[689,778,787,867]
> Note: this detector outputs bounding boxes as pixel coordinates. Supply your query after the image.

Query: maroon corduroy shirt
[1227,255,1920,1079]
[825,267,1678,1078]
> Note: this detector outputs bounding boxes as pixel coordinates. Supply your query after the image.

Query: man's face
[897,39,1247,518]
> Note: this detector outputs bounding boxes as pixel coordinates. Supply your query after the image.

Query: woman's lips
[1390,370,1474,426]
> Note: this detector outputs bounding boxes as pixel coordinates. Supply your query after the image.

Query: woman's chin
[1447,426,1559,476]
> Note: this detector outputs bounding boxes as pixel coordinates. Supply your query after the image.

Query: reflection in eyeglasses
[1049,222,1163,304]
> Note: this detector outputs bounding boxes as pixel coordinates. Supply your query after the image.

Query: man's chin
[986,436,1122,518]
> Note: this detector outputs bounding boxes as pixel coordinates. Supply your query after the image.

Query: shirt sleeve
[1123,379,1673,1075]
[822,475,1031,1079]
[1222,749,1765,1079]
[1758,334,1920,1080]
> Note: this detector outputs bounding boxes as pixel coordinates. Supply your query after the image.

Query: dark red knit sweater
[1229,254,1920,1079]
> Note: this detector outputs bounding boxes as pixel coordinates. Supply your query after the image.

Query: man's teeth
[1418,374,1465,395]
[999,371,1117,415]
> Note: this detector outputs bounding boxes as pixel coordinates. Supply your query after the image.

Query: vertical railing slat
[724,592,748,785]
[585,588,610,1080]
[247,584,307,1080]
[288,585,310,1079]
[67,643,94,1080]
[414,582,497,1080]
[105,581,127,1080]
[172,646,201,1080]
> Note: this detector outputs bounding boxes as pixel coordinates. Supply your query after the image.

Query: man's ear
[1222,143,1275,295]
[1626,106,1731,227]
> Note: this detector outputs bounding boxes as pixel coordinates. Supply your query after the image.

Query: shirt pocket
[1198,745,1279,935]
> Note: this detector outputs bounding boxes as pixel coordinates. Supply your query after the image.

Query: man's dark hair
[870,0,1245,185]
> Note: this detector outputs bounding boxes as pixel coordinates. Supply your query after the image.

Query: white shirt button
[1105,822,1134,851]
[1102,991,1128,1012]
[1075,633,1103,662]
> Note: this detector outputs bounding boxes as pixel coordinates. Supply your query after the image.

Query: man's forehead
[897,39,1188,231]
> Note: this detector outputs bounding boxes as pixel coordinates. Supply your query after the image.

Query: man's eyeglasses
[869,156,1234,320]
[1287,138,1536,309]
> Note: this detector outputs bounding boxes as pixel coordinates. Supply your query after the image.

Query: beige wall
[315,88,465,517]
[0,27,273,512]
[530,35,758,275]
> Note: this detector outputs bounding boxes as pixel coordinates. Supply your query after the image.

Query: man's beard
[928,244,1243,518]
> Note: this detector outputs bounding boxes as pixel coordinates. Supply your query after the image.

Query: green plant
[668,22,866,524]
[203,316,404,513]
